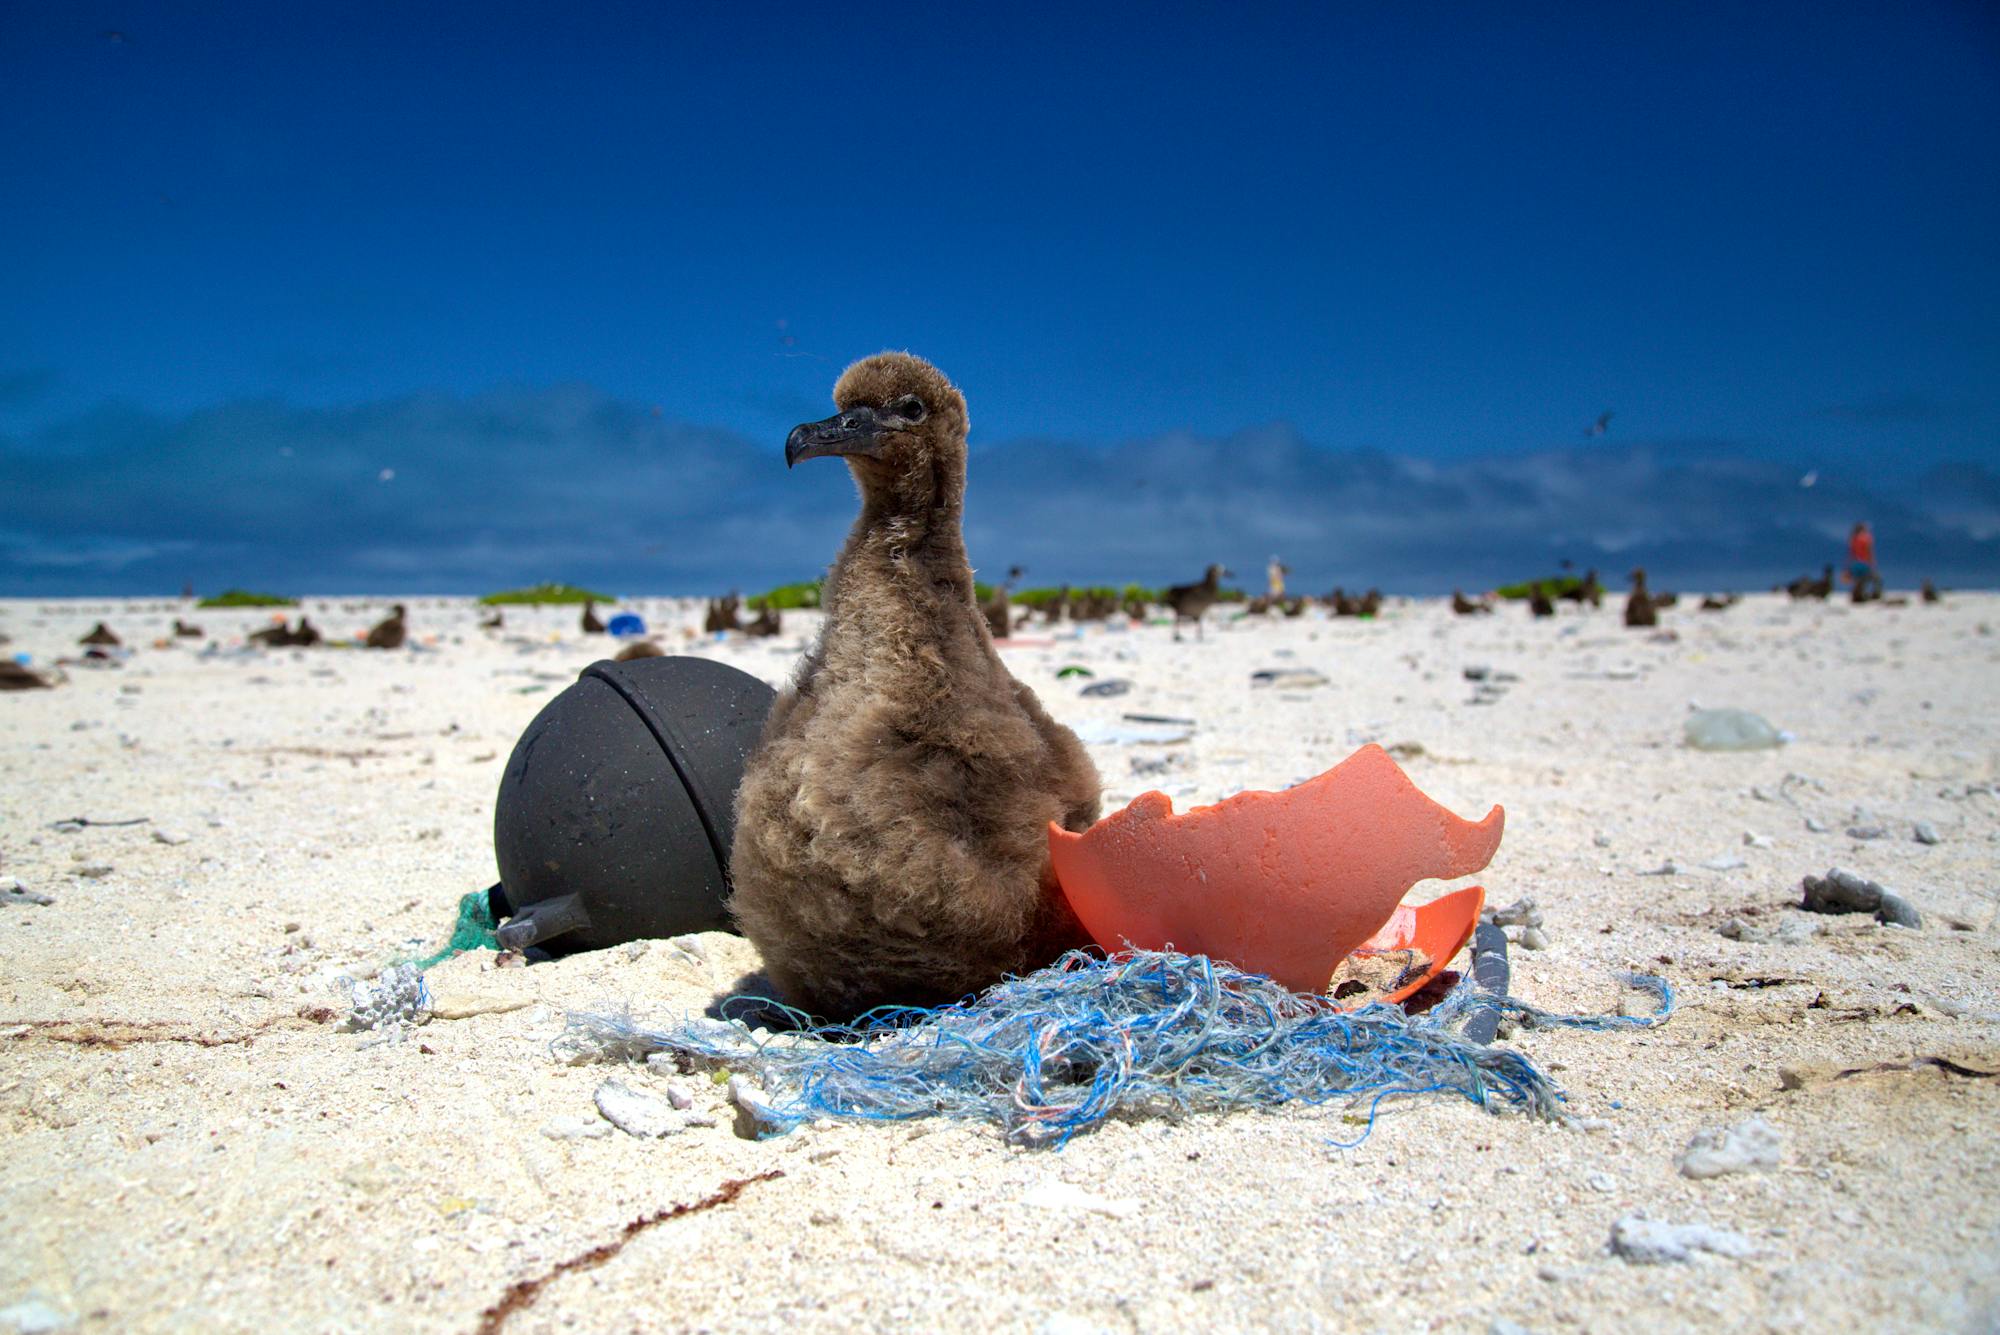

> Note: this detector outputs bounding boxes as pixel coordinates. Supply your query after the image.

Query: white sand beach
[2,593,1996,1333]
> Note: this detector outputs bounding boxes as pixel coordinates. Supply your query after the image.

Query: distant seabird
[79,623,121,647]
[1624,569,1658,628]
[1559,569,1602,608]
[0,661,55,691]
[580,601,606,634]
[172,619,203,638]
[1529,584,1555,618]
[704,594,743,634]
[983,566,1022,642]
[365,604,407,649]
[730,353,1102,1017]
[1166,566,1229,640]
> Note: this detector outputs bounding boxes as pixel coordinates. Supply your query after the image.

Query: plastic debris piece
[407,890,501,969]
[1048,745,1502,993]
[1250,668,1330,690]
[1339,886,1485,1006]
[1055,666,1095,679]
[1071,718,1190,746]
[1079,678,1134,698]
[1684,708,1784,751]
[557,948,1671,1146]
[606,612,647,637]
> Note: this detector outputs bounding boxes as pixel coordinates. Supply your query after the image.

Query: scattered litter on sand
[558,949,1670,1146]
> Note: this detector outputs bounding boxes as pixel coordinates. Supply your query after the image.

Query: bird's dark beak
[786,407,886,468]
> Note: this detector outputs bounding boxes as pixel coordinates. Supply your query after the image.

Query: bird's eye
[890,396,926,422]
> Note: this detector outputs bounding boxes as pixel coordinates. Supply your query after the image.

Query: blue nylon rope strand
[558,950,1670,1146]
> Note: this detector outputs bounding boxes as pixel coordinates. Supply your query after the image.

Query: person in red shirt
[1848,522,1879,598]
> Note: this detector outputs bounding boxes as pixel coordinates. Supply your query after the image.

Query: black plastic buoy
[488,655,777,955]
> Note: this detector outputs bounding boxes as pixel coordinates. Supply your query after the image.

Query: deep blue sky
[2,3,1996,593]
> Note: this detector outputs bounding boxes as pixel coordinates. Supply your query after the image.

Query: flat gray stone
[593,1079,708,1138]
[1610,1215,1757,1264]
[1679,1116,1783,1179]
[541,1114,613,1141]
[1,879,54,908]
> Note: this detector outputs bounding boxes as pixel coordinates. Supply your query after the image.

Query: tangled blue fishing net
[557,949,1670,1147]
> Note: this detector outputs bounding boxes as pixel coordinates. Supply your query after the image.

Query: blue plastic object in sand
[607,612,647,637]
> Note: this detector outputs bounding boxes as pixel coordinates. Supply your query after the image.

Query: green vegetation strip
[479,582,615,606]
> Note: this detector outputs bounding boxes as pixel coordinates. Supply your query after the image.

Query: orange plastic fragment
[1346,884,1487,1007]
[1047,744,1503,994]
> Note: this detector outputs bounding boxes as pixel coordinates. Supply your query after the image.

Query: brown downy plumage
[291,616,322,646]
[1528,583,1555,618]
[79,622,121,647]
[1041,584,1071,625]
[580,601,606,634]
[0,660,55,690]
[173,618,204,638]
[1166,565,1228,640]
[983,566,1023,642]
[704,594,744,634]
[1559,569,1602,607]
[1450,589,1489,616]
[1624,569,1658,627]
[744,606,783,637]
[1699,593,1739,611]
[729,353,1102,1018]
[1790,564,1833,600]
[1921,579,1940,604]
[249,618,291,647]
[365,604,407,649]
[614,639,665,660]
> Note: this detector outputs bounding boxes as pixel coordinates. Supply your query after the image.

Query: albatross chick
[364,604,407,649]
[729,353,1102,1018]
